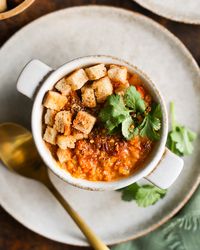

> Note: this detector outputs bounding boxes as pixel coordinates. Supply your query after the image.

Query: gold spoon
[0,123,109,250]
[0,0,7,13]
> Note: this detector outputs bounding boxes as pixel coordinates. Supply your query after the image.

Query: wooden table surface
[0,0,200,249]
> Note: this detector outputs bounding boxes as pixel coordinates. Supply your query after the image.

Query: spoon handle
[48,183,110,250]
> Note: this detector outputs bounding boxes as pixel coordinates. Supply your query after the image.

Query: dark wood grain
[0,0,200,249]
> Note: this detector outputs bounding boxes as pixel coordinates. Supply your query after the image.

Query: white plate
[0,6,200,246]
[134,0,200,24]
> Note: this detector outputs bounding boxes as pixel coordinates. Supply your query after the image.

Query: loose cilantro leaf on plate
[124,86,146,113]
[118,183,140,201]
[167,102,197,156]
[118,183,167,207]
[135,185,166,207]
[139,103,162,141]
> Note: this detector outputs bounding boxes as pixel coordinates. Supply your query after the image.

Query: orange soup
[42,64,162,181]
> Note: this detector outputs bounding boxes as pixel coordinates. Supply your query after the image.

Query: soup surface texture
[42,63,162,181]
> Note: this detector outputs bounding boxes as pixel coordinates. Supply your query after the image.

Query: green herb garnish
[119,183,167,207]
[121,117,138,140]
[98,94,130,134]
[139,103,162,141]
[167,102,197,156]
[99,86,162,140]
[124,86,146,112]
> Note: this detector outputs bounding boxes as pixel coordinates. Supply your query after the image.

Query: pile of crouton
[42,63,129,164]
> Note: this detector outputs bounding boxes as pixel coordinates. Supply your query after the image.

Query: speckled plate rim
[133,0,200,24]
[0,5,200,246]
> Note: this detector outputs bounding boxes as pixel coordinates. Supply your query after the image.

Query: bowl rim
[0,0,35,20]
[31,55,168,191]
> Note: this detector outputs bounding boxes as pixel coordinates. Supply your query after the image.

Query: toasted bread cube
[108,65,127,84]
[54,111,72,135]
[73,111,96,134]
[114,80,130,95]
[81,86,96,108]
[43,91,67,111]
[72,130,88,140]
[85,64,107,80]
[57,148,71,163]
[44,109,57,126]
[92,76,113,103]
[66,69,88,90]
[43,126,57,145]
[55,78,71,96]
[57,135,76,149]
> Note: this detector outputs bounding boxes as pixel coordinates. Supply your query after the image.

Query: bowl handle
[17,59,52,99]
[145,148,184,189]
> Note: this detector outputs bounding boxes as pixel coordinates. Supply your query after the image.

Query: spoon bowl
[0,122,109,250]
[0,123,51,185]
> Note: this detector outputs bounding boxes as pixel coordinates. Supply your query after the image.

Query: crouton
[55,78,71,96]
[81,86,96,108]
[92,76,113,103]
[108,65,127,84]
[57,148,71,163]
[85,64,107,80]
[57,135,76,149]
[44,109,57,126]
[72,129,88,140]
[66,69,88,90]
[54,111,72,135]
[73,111,96,134]
[43,126,57,145]
[43,91,67,111]
[114,80,130,95]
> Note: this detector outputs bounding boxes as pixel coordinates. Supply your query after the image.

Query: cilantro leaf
[187,129,197,141]
[168,126,196,156]
[99,94,130,133]
[139,116,160,140]
[118,183,167,207]
[167,102,197,156]
[135,185,166,207]
[124,86,146,113]
[151,116,161,131]
[119,183,140,201]
[151,102,162,119]
[121,117,137,140]
[139,104,162,141]
[99,95,129,120]
[98,105,113,122]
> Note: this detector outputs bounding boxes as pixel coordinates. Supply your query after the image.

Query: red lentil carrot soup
[42,64,162,181]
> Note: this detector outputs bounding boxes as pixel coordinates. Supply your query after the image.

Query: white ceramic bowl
[17,55,183,190]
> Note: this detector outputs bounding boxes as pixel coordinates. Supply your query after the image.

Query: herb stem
[170,101,176,131]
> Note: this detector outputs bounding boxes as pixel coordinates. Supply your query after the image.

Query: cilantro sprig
[99,86,162,141]
[118,183,167,207]
[167,102,197,156]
